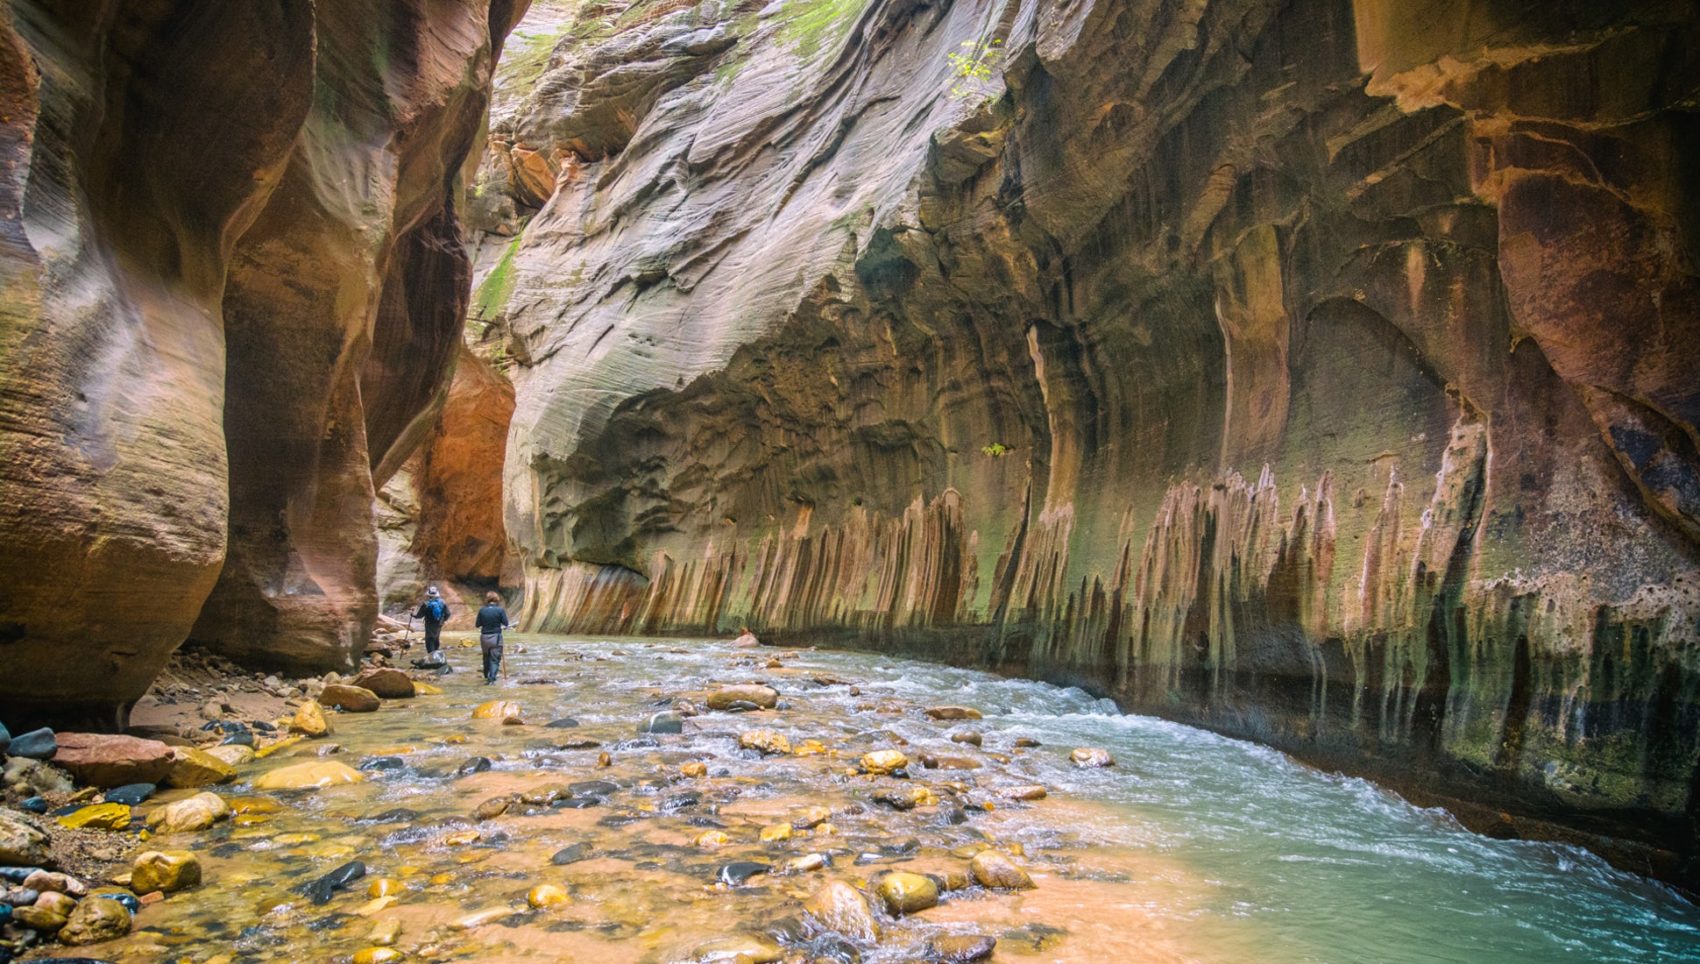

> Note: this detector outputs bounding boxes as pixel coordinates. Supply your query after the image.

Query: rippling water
[841,651,1700,962]
[84,635,1699,962]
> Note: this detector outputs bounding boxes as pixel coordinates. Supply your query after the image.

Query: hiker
[412,586,451,657]
[475,590,512,684]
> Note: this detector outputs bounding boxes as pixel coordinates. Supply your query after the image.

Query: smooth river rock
[321,684,382,713]
[132,850,203,894]
[802,880,880,942]
[252,761,365,790]
[707,685,779,711]
[50,733,175,787]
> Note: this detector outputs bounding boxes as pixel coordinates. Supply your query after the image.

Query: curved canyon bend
[0,0,1697,960]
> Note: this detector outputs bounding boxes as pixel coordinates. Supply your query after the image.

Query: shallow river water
[84,634,1700,962]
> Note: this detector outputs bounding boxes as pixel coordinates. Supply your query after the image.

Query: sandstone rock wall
[0,0,526,721]
[486,0,1700,881]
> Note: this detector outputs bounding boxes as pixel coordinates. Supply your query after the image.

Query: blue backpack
[426,599,448,622]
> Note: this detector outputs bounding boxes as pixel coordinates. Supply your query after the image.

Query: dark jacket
[414,598,450,626]
[475,604,509,635]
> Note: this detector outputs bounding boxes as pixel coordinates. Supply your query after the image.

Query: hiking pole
[404,615,413,651]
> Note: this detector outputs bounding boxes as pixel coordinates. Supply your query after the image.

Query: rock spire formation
[0,0,529,722]
[465,0,1700,884]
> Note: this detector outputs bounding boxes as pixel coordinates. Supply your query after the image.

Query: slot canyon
[0,0,1697,960]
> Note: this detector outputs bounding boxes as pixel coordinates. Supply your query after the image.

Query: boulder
[802,880,880,942]
[351,668,415,699]
[737,729,791,755]
[321,684,381,713]
[875,871,940,915]
[48,733,175,787]
[969,850,1034,890]
[924,706,983,721]
[1069,747,1114,768]
[0,811,50,866]
[164,746,238,787]
[707,684,779,710]
[103,783,157,806]
[206,744,257,767]
[12,905,68,932]
[290,700,331,737]
[56,802,132,831]
[21,870,86,896]
[147,791,231,833]
[58,892,132,945]
[7,727,57,760]
[471,700,522,723]
[132,850,202,894]
[858,749,908,775]
[252,760,365,790]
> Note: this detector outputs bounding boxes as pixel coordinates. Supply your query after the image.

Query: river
[79,634,1700,962]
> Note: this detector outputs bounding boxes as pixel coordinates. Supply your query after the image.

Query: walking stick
[404,615,413,651]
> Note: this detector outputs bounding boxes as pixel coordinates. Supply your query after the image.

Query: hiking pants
[480,633,503,682]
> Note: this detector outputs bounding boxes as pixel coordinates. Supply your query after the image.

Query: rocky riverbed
[3,635,1698,962]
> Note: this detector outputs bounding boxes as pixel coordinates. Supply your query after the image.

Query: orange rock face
[0,0,528,720]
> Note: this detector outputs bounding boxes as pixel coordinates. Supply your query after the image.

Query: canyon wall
[483,0,1700,882]
[0,0,526,721]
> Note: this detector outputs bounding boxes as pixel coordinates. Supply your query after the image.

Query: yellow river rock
[252,761,365,790]
[527,883,570,907]
[56,803,130,831]
[859,749,908,774]
[471,700,521,720]
[290,701,330,737]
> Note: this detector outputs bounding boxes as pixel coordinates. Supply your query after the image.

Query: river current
[81,634,1700,962]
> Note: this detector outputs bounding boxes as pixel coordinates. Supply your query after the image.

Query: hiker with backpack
[412,586,451,657]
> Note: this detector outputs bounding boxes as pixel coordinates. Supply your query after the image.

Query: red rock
[51,733,175,788]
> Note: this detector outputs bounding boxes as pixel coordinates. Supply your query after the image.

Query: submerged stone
[803,880,879,942]
[639,711,683,734]
[300,860,366,905]
[717,861,770,885]
[253,761,364,790]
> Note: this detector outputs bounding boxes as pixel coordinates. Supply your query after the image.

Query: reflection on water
[89,635,1700,962]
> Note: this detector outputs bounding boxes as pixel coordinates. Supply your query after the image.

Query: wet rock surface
[467,0,1700,890]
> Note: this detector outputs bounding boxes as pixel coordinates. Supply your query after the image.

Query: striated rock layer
[486,0,1700,882]
[0,0,527,722]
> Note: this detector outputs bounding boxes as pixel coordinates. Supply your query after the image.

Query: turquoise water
[803,646,1700,962]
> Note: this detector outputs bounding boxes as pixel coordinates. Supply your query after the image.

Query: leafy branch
[946,38,1004,101]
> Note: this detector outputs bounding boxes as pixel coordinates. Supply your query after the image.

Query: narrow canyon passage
[1,0,1698,960]
[55,638,1700,962]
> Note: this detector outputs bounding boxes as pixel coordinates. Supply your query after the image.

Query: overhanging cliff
[478,0,1700,882]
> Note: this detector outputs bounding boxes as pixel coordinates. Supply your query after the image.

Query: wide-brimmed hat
[427,586,440,597]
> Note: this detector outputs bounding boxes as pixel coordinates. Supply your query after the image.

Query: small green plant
[982,442,1010,458]
[947,38,1003,100]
